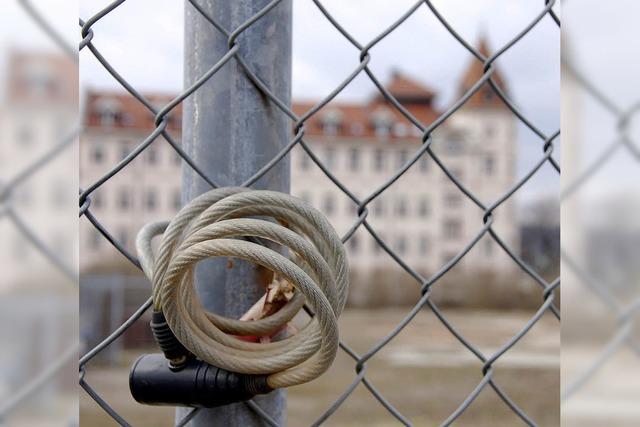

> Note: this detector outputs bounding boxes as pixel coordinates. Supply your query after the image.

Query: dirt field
[80,308,559,426]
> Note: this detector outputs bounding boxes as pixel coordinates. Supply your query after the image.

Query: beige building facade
[80,39,519,305]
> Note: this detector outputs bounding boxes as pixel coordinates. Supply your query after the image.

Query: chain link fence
[77,1,560,426]
[560,5,640,416]
[0,0,78,424]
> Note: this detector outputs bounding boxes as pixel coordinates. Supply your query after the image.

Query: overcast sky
[562,0,640,204]
[2,0,563,202]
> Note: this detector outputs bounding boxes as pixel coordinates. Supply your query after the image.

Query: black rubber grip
[150,311,191,368]
[130,353,273,407]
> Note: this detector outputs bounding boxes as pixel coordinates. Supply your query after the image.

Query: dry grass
[80,308,559,426]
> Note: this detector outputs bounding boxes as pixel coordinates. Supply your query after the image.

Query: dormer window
[483,89,495,102]
[320,109,343,136]
[21,61,57,99]
[371,107,394,138]
[95,98,122,126]
[445,129,465,155]
[393,123,408,137]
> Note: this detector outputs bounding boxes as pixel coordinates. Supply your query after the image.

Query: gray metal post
[178,0,291,425]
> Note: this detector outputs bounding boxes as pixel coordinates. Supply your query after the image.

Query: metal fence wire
[560,42,640,401]
[0,0,78,424]
[76,1,560,426]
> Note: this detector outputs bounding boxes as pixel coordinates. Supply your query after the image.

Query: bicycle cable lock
[129,187,349,408]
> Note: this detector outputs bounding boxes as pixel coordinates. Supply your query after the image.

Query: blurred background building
[0,50,77,426]
[78,38,542,315]
[0,51,77,287]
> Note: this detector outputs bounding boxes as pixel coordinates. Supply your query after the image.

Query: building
[80,39,519,306]
[0,50,78,421]
[0,51,78,288]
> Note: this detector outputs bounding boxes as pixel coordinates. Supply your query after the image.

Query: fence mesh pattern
[76,1,560,426]
[0,1,78,423]
[560,45,640,400]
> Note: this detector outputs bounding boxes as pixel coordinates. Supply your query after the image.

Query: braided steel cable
[135,187,349,389]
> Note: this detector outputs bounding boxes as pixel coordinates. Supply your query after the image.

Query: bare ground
[80,308,560,426]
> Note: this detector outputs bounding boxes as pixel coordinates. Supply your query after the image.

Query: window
[395,196,408,217]
[91,191,104,209]
[373,148,385,171]
[320,109,343,136]
[419,235,430,255]
[444,192,462,208]
[146,146,158,165]
[299,152,311,170]
[397,149,409,168]
[348,234,359,254]
[418,198,430,217]
[119,141,130,161]
[393,123,408,137]
[419,155,429,173]
[95,98,122,126]
[373,199,385,216]
[100,109,118,126]
[172,190,182,211]
[483,89,495,102]
[375,123,391,137]
[396,235,407,255]
[325,147,336,169]
[443,219,462,239]
[117,188,131,210]
[371,108,393,137]
[91,143,105,163]
[349,148,360,171]
[446,139,463,155]
[323,194,335,216]
[145,189,157,210]
[484,155,495,175]
[322,122,339,135]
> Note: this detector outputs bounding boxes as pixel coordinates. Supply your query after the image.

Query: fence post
[178,0,291,425]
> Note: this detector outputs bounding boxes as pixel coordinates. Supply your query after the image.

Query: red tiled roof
[292,100,438,139]
[85,51,513,138]
[83,90,182,132]
[383,71,435,101]
[83,72,440,140]
[7,51,78,106]
[457,36,508,109]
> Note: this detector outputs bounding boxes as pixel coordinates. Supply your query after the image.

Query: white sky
[563,0,640,202]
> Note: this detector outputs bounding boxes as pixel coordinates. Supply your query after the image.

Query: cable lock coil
[135,187,349,389]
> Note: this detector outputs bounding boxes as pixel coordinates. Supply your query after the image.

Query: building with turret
[80,39,519,306]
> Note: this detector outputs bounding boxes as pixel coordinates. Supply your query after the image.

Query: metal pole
[178,0,291,425]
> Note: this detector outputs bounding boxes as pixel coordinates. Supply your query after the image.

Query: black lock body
[129,353,272,407]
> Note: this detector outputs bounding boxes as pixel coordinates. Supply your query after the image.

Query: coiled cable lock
[129,188,349,407]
